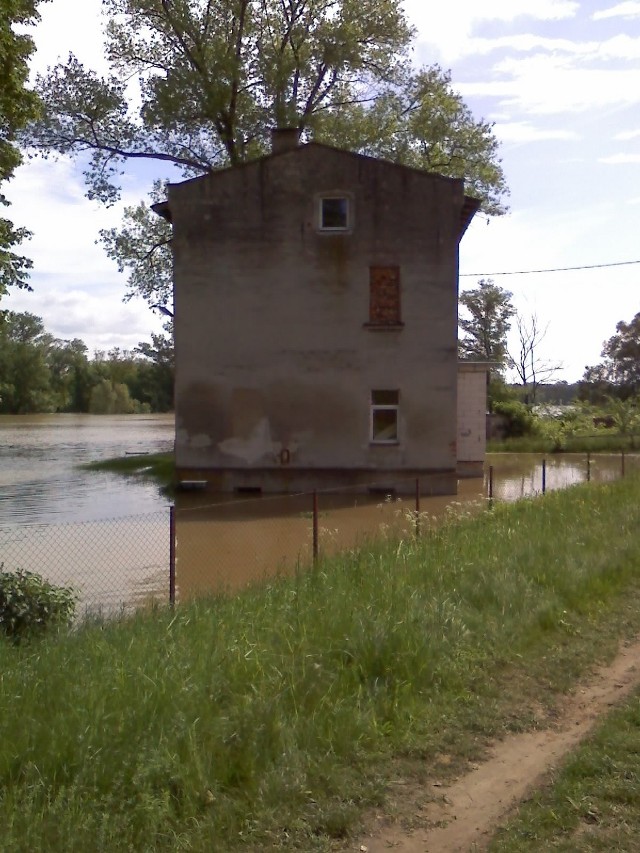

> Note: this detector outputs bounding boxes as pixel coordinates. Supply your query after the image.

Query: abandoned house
[154,129,482,495]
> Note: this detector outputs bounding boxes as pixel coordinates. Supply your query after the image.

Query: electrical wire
[460,259,640,277]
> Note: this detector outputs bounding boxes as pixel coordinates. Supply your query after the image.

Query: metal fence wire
[0,511,169,616]
[1,452,638,615]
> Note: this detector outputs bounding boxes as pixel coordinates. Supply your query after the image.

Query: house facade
[155,132,479,494]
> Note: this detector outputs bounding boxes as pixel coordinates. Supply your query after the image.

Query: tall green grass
[2,477,640,851]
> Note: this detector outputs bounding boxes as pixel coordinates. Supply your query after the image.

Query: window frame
[317,194,352,232]
[370,390,400,445]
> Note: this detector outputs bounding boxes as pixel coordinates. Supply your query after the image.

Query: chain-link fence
[2,452,638,615]
[0,511,170,616]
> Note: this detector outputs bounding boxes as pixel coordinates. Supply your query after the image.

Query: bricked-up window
[320,197,349,230]
[371,390,399,443]
[369,266,401,326]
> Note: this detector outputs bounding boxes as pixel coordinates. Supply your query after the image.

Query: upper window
[368,266,401,326]
[319,196,350,231]
[370,390,399,444]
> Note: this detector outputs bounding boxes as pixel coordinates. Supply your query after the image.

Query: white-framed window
[319,196,350,231]
[370,390,399,444]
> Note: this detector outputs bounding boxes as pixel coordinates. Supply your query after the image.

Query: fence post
[312,490,319,565]
[542,458,547,495]
[169,505,176,607]
[415,477,421,538]
[488,465,494,504]
[622,449,626,478]
[587,451,591,483]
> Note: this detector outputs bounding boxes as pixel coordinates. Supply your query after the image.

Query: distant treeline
[0,311,174,414]
[523,382,581,405]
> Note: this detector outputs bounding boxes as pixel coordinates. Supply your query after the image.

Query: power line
[460,259,640,277]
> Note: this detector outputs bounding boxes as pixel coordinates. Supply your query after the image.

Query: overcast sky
[4,0,640,381]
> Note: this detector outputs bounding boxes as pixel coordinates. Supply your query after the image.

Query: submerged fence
[1,452,638,615]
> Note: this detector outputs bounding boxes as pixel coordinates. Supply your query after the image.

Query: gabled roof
[152,140,481,239]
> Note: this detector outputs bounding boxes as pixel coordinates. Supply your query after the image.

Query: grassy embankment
[2,476,640,851]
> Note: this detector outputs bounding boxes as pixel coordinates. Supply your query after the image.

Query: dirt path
[357,636,640,853]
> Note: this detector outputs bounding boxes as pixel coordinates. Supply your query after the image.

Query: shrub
[0,567,77,643]
[493,400,539,438]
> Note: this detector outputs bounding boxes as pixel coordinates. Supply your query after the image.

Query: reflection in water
[173,453,638,602]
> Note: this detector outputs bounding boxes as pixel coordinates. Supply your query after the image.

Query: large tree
[458,278,515,369]
[0,0,46,297]
[25,0,508,309]
[582,311,640,401]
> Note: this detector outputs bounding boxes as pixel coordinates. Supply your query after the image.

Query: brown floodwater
[173,452,639,601]
[1,416,637,613]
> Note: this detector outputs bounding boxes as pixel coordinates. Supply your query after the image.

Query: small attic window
[319,196,350,231]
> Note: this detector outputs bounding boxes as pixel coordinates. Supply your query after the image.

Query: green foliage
[0,0,46,296]
[487,376,518,412]
[0,310,53,412]
[489,397,640,452]
[0,566,76,643]
[583,311,640,400]
[0,310,173,413]
[27,0,508,308]
[493,400,538,438]
[459,278,515,371]
[310,64,509,216]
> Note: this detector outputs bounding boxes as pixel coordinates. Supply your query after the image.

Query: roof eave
[459,196,481,240]
[151,200,172,222]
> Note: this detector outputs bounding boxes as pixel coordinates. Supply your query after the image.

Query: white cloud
[615,129,640,139]
[458,55,640,114]
[593,2,640,20]
[404,0,578,61]
[431,32,640,62]
[463,35,594,56]
[30,0,108,74]
[6,284,163,355]
[496,122,579,143]
[598,153,640,163]
[3,154,165,352]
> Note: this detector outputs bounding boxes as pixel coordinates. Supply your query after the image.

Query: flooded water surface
[0,413,174,525]
[173,451,639,600]
[1,414,174,612]
[1,415,637,612]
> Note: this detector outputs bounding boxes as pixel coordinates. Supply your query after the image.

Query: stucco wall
[168,144,468,493]
[457,365,489,469]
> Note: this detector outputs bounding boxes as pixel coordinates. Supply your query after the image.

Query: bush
[493,400,539,438]
[0,567,77,643]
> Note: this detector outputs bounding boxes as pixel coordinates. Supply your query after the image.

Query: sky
[4,0,640,381]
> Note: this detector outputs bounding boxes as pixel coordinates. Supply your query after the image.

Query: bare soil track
[356,636,640,853]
